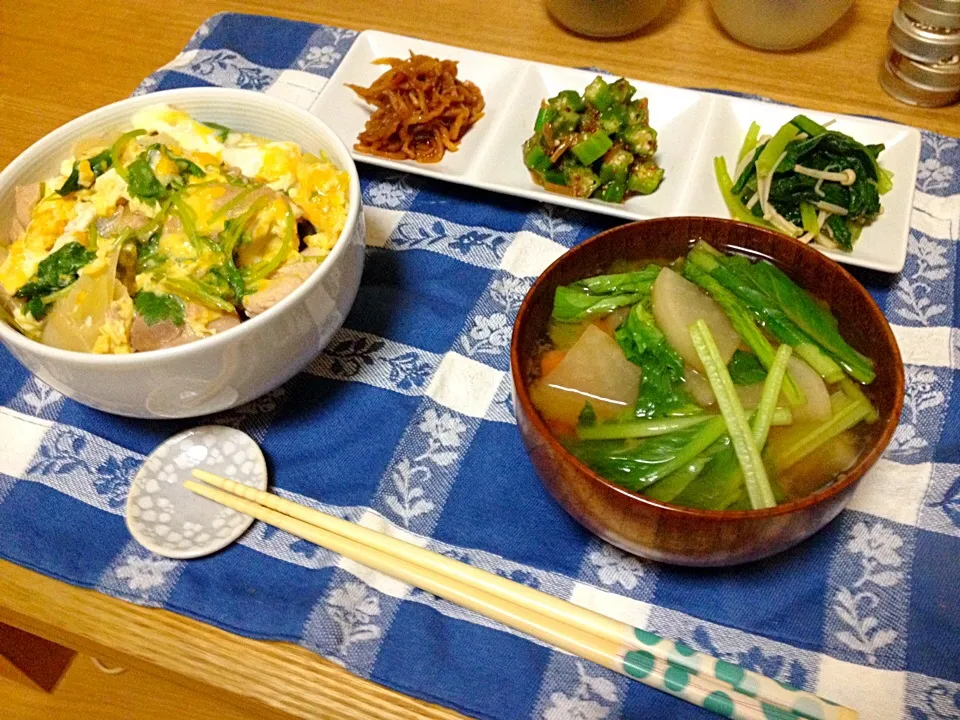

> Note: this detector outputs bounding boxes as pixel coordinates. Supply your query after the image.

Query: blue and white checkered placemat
[1,13,958,719]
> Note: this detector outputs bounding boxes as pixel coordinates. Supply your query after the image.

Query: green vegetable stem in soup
[715,115,892,251]
[522,76,664,203]
[528,241,879,511]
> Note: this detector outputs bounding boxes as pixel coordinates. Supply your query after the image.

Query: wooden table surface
[0,1,956,718]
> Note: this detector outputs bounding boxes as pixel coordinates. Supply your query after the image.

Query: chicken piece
[242,263,316,317]
[6,183,41,243]
[5,218,26,245]
[96,207,150,238]
[130,306,241,352]
[15,183,42,229]
[208,313,241,334]
[130,316,197,352]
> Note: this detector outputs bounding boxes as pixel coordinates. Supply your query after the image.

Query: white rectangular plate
[312,30,921,273]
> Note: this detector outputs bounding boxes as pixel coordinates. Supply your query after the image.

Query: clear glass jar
[547,0,670,38]
[710,0,854,51]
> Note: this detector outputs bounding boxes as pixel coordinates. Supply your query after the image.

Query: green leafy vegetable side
[727,350,767,386]
[718,116,890,250]
[14,242,96,319]
[133,291,185,327]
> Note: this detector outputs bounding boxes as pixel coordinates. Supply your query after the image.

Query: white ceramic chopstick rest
[125,426,267,558]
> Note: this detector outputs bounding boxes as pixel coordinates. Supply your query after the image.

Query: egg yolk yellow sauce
[0,105,350,354]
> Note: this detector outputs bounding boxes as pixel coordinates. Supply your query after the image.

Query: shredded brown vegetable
[347,52,485,164]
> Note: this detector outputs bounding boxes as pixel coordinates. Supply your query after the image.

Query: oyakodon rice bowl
[0,88,365,418]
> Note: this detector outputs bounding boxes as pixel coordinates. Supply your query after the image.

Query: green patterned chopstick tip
[620,650,837,720]
[760,700,829,720]
[714,659,744,686]
[627,629,841,720]
[791,696,827,720]
[668,641,701,673]
[703,690,736,718]
[715,658,760,698]
[634,627,662,646]
[623,649,656,679]
[664,662,692,692]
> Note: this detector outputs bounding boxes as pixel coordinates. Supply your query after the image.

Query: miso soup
[528,241,879,511]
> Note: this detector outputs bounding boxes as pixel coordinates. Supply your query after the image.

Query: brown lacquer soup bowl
[510,217,904,566]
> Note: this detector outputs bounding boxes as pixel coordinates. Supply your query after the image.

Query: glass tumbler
[547,0,671,38]
[710,0,854,51]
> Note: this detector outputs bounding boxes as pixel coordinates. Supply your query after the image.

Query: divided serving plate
[313,30,921,273]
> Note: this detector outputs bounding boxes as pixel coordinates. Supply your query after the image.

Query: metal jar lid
[890,48,960,88]
[899,0,960,29]
[889,7,960,62]
[881,50,960,107]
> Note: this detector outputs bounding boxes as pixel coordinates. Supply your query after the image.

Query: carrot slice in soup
[540,349,567,377]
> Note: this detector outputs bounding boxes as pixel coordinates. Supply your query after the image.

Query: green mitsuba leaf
[133,291,185,327]
[125,154,166,202]
[201,121,231,142]
[14,241,96,319]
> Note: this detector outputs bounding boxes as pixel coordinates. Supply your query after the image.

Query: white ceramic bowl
[0,88,365,418]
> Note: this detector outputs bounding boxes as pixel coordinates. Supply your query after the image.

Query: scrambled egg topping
[92,288,134,355]
[1,196,80,293]
[0,104,350,354]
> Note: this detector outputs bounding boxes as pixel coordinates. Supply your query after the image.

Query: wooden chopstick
[194,470,631,643]
[187,471,857,720]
